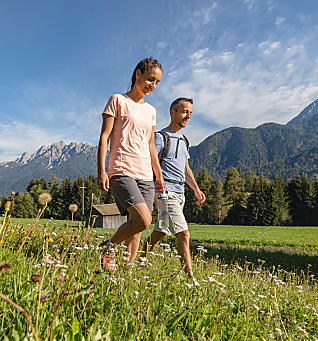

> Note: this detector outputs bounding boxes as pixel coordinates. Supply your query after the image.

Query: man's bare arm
[185,160,206,204]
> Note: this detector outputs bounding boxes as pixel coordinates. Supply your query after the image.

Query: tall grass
[0,217,317,340]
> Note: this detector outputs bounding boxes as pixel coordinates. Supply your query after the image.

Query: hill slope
[189,100,318,182]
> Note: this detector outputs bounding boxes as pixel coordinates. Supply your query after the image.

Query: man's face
[171,101,192,128]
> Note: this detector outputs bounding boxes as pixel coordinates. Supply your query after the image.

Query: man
[143,97,206,279]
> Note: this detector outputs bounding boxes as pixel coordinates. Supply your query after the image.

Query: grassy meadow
[0,213,317,340]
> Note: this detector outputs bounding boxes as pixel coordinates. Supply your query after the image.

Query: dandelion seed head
[38,193,52,205]
[69,204,78,213]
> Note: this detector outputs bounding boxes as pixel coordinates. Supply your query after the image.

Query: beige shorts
[154,191,188,236]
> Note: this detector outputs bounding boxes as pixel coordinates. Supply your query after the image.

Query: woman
[97,57,165,267]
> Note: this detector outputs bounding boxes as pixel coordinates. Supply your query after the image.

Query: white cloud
[157,39,318,146]
[244,0,257,11]
[0,122,61,162]
[258,41,281,55]
[157,41,167,49]
[275,17,285,25]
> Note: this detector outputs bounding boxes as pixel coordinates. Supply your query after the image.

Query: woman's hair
[130,57,162,89]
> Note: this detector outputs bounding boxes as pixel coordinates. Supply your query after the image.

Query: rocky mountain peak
[14,141,96,167]
[287,98,318,125]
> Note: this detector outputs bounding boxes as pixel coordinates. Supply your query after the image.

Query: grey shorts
[154,191,188,235]
[109,175,155,216]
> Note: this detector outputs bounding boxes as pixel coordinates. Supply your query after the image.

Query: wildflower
[185,283,193,289]
[0,263,12,271]
[253,304,260,311]
[193,278,200,287]
[31,274,42,282]
[4,201,11,213]
[208,277,226,288]
[48,237,54,243]
[275,328,283,336]
[140,257,147,262]
[55,264,68,269]
[11,191,16,197]
[38,193,52,205]
[69,204,78,213]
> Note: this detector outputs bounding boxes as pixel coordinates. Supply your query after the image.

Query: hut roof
[92,203,121,216]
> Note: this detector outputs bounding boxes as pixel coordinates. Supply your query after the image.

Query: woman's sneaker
[101,242,117,272]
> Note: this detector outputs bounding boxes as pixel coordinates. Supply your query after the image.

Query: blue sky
[1,0,318,162]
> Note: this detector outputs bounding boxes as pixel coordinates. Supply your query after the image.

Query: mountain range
[0,99,317,195]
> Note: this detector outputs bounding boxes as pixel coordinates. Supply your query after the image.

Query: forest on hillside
[1,168,318,226]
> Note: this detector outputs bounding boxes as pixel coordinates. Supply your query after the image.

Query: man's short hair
[170,97,193,112]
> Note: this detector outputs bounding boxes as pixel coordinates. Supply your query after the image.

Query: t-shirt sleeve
[152,108,156,126]
[102,95,118,117]
[154,132,164,158]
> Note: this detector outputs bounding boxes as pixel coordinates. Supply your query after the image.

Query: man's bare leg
[142,230,166,255]
[176,230,193,278]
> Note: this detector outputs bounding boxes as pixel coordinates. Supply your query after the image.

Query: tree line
[1,168,318,226]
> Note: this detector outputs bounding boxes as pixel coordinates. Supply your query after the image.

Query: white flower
[55,264,68,269]
[140,257,147,262]
[208,277,226,288]
[185,283,192,289]
[253,304,260,311]
[74,246,83,251]
[193,278,200,287]
[275,328,283,336]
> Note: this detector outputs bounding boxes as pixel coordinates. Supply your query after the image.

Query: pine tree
[287,175,314,226]
[223,167,246,224]
[13,192,36,218]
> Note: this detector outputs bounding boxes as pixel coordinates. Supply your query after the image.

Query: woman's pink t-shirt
[103,94,156,181]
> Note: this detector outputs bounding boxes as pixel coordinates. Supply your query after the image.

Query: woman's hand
[98,171,109,191]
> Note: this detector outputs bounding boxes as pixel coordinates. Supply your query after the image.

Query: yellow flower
[59,238,63,242]
[5,201,11,213]
[11,229,15,233]
[48,237,54,243]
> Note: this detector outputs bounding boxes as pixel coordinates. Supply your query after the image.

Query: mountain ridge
[1,99,317,195]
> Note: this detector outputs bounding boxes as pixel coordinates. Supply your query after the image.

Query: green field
[1,217,317,339]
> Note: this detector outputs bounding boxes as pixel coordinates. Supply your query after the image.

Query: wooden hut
[90,203,127,228]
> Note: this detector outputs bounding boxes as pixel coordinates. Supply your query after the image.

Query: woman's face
[134,67,162,97]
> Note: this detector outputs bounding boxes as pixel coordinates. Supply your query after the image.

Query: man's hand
[195,190,206,204]
[156,175,166,193]
[98,171,109,191]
